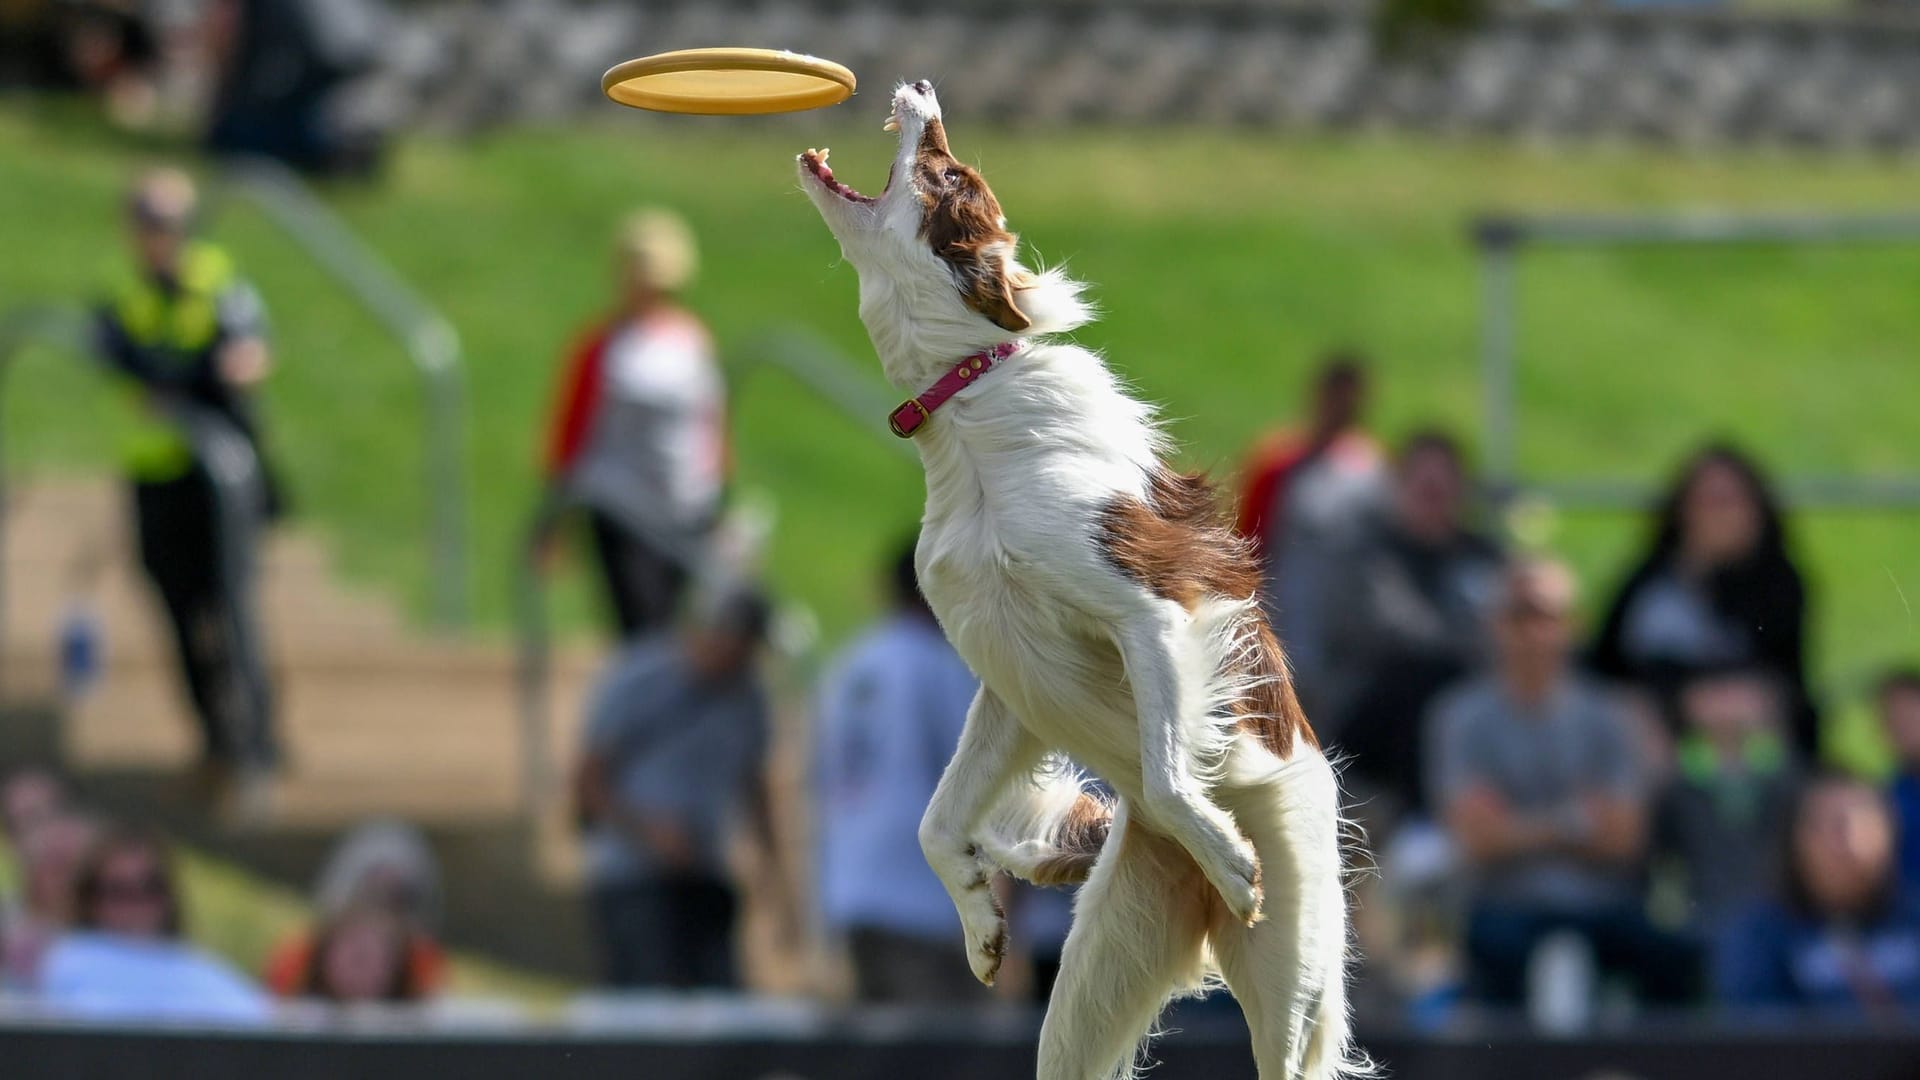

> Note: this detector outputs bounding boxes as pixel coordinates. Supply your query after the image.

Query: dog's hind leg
[920,685,1045,986]
[1036,802,1213,1080]
[1208,750,1361,1080]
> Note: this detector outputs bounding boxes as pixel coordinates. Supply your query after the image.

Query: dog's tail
[977,756,1111,888]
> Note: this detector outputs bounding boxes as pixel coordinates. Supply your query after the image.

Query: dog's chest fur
[924,532,1136,777]
[909,344,1164,787]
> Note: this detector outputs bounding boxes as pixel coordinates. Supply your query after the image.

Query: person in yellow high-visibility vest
[95,167,279,774]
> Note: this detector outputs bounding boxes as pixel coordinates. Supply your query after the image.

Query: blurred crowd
[0,0,391,174]
[1241,357,1920,1025]
[0,769,452,1019]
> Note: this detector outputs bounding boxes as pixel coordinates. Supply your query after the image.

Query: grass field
[3,102,1918,766]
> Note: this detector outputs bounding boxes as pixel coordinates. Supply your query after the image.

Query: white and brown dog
[798,81,1365,1080]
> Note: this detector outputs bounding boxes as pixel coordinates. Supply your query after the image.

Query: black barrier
[5,1015,1920,1080]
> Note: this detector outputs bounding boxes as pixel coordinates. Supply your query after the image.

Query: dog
[798,81,1365,1080]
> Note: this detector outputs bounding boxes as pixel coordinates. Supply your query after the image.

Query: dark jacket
[1716,891,1920,1012]
[1325,511,1504,811]
[1589,550,1815,754]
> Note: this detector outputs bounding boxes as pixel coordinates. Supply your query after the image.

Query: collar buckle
[889,398,931,438]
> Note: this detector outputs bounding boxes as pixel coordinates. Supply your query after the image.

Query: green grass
[3,102,1918,767]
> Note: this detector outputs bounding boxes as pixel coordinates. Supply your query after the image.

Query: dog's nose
[912,79,932,94]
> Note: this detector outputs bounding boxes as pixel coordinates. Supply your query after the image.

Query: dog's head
[798,81,1087,378]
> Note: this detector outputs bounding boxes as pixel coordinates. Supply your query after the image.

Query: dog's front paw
[964,914,1009,986]
[958,872,1009,985]
[1210,840,1265,927]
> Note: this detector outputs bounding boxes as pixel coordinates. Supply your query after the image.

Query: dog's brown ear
[952,241,1032,333]
[969,262,1033,333]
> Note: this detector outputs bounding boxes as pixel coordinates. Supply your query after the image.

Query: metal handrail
[1514,476,1920,513]
[1474,209,1920,504]
[217,157,468,628]
[511,327,908,814]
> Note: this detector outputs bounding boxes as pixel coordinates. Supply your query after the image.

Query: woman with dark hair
[36,828,268,1022]
[1590,444,1817,754]
[1716,775,1920,1011]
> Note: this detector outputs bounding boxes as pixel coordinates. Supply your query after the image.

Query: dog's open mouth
[801,147,877,205]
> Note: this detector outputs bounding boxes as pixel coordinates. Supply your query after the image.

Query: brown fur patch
[1098,469,1318,760]
[1024,791,1113,887]
[914,119,1031,332]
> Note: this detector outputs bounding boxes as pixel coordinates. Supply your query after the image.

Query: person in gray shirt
[1428,557,1699,1005]
[573,588,789,989]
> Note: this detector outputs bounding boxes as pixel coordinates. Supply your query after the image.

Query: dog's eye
[943,168,961,184]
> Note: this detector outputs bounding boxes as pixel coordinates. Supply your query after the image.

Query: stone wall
[364,1,1920,147]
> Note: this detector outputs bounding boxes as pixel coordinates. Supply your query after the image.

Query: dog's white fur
[798,82,1364,1080]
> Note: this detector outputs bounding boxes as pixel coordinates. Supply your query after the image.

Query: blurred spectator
[813,536,985,1003]
[263,821,446,998]
[540,209,726,639]
[203,0,390,175]
[1234,352,1384,710]
[1653,669,1799,931]
[1590,445,1817,755]
[1329,429,1503,813]
[2,768,67,843]
[2,813,99,990]
[1877,668,1920,888]
[299,903,433,1004]
[1429,558,1696,1006]
[97,167,279,775]
[573,588,788,989]
[1717,775,1920,1012]
[38,827,269,1023]
[0,2,157,117]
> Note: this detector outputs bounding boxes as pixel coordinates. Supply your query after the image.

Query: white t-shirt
[814,615,978,940]
[38,933,271,1025]
[568,311,725,545]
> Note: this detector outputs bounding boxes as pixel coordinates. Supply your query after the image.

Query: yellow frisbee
[601,47,856,116]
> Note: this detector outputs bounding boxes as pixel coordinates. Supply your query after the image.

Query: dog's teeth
[819,147,829,161]
[883,116,899,132]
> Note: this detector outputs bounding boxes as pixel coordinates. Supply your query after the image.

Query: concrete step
[2,479,603,834]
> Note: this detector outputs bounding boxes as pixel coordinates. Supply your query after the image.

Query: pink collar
[888,341,1023,438]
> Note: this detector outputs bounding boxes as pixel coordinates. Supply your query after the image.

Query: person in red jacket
[1234,353,1384,709]
[540,210,727,638]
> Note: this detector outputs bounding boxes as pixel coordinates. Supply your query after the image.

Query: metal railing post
[1475,217,1521,495]
[1469,209,1920,508]
[217,158,469,629]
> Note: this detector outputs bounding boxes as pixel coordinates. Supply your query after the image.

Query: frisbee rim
[600,47,856,115]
